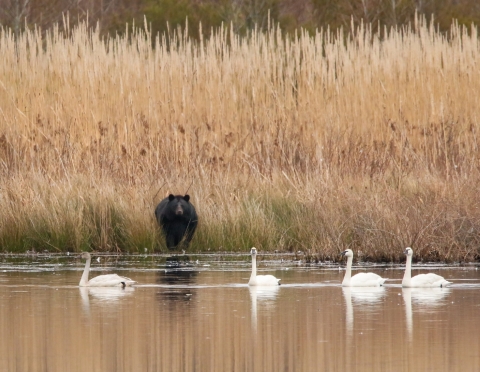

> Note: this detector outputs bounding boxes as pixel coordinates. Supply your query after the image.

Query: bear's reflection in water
[157,259,198,304]
[165,255,193,269]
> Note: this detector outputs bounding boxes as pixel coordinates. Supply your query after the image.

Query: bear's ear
[184,195,190,202]
[168,194,175,201]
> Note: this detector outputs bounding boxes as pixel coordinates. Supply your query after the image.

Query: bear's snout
[175,204,184,215]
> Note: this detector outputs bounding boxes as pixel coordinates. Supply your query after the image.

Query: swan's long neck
[402,254,412,286]
[79,256,91,286]
[342,256,352,285]
[249,254,257,284]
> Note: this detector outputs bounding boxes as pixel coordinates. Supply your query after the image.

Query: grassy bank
[0,18,479,262]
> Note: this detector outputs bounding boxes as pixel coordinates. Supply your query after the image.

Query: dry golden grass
[0,17,479,261]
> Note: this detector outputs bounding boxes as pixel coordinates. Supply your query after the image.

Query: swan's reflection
[342,287,354,336]
[402,287,451,340]
[349,286,386,303]
[408,287,451,306]
[249,286,280,332]
[342,287,386,335]
[249,286,280,301]
[79,286,135,314]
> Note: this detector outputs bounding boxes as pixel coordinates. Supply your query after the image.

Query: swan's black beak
[340,250,347,256]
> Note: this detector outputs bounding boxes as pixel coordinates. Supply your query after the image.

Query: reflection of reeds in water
[402,287,451,341]
[0,276,478,371]
[1,19,480,258]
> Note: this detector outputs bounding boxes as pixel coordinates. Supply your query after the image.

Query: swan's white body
[79,252,136,287]
[248,247,281,286]
[341,249,387,287]
[402,247,451,288]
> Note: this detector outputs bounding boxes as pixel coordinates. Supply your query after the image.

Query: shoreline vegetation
[0,17,479,262]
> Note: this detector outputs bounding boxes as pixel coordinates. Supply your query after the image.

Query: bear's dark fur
[155,194,198,250]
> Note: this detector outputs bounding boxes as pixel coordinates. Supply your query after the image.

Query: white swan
[79,252,136,287]
[402,247,451,288]
[340,249,387,287]
[248,247,281,286]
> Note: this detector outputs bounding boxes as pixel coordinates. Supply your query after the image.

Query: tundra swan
[79,252,136,288]
[402,247,451,288]
[340,249,387,287]
[248,247,281,286]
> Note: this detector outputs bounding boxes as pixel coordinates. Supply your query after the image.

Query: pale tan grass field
[0,17,479,261]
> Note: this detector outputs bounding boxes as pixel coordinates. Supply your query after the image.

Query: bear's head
[168,194,191,216]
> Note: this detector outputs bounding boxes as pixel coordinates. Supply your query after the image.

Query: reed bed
[0,17,479,262]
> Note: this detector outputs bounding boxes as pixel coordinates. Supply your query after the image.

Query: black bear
[155,194,198,250]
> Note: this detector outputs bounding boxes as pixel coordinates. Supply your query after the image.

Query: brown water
[0,255,479,372]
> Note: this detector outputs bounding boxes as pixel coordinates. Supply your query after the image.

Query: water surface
[0,254,479,371]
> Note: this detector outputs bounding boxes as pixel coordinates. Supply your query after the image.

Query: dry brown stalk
[0,18,479,261]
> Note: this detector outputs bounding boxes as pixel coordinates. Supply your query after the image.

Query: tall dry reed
[0,17,479,261]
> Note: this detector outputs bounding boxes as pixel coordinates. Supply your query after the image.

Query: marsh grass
[0,17,480,261]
